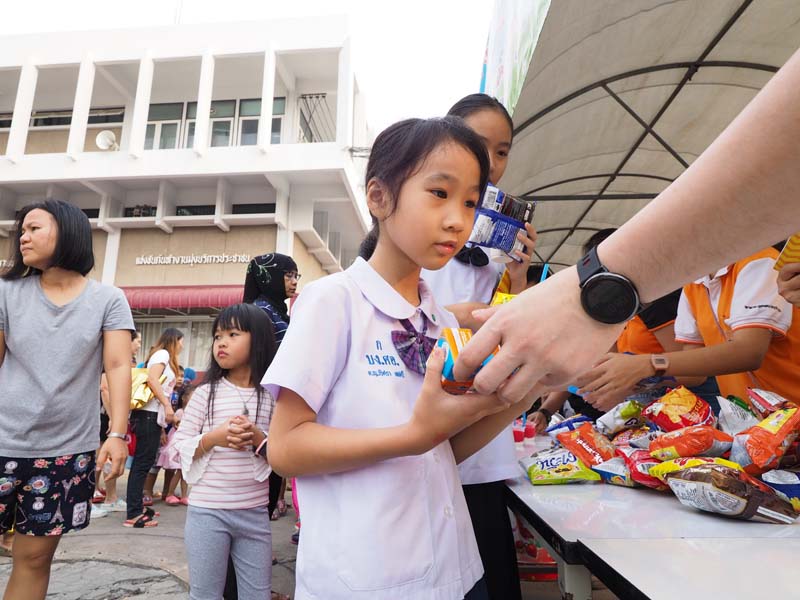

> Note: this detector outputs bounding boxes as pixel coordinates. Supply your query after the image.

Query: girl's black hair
[2,199,95,280]
[360,116,490,259]
[582,228,618,256]
[447,93,514,140]
[203,303,277,432]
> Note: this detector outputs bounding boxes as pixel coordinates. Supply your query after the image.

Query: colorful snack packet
[612,426,655,447]
[628,429,664,450]
[650,457,743,484]
[745,389,790,420]
[717,396,760,436]
[665,464,797,523]
[595,400,644,436]
[592,457,637,488]
[468,184,536,262]
[437,328,497,395]
[545,414,593,441]
[489,291,517,306]
[730,408,800,475]
[520,446,601,485]
[760,469,800,512]
[557,422,616,467]
[642,386,715,432]
[773,232,800,271]
[649,425,734,461]
[617,446,666,490]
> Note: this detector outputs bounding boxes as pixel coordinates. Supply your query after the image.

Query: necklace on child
[231,380,256,417]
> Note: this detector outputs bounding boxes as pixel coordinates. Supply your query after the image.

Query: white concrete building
[0,16,370,368]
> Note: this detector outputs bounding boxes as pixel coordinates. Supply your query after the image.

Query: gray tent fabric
[500,0,800,270]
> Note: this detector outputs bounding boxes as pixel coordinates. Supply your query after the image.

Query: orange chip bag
[730,408,800,475]
[556,422,616,467]
[642,386,715,432]
[649,425,733,461]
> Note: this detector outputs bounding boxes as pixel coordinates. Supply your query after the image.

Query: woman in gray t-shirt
[0,199,134,600]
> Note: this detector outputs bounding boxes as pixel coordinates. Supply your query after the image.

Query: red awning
[122,285,244,310]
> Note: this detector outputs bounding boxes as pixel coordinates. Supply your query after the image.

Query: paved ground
[0,474,615,599]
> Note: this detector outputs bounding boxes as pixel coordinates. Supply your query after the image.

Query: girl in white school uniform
[265,117,532,600]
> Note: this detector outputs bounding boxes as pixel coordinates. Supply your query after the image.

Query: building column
[274,187,293,255]
[335,37,354,149]
[66,55,96,160]
[102,225,121,286]
[6,62,38,163]
[193,51,215,156]
[257,47,276,152]
[129,55,154,158]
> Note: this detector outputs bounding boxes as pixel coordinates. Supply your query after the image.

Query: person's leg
[143,470,157,499]
[277,478,287,514]
[178,473,189,498]
[229,506,271,600]
[126,414,161,520]
[184,506,231,600]
[462,482,522,600]
[161,469,174,498]
[2,535,61,600]
[268,471,282,519]
[104,476,119,504]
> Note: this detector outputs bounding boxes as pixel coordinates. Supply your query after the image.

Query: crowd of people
[1,44,800,600]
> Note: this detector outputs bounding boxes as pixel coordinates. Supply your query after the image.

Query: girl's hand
[406,347,511,455]
[575,353,653,412]
[778,262,800,306]
[160,430,168,446]
[226,416,255,450]
[507,223,538,294]
[164,406,176,425]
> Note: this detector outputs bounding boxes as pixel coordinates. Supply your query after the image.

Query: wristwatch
[650,354,669,377]
[577,246,644,324]
[107,432,127,441]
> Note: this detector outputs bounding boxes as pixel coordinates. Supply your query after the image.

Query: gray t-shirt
[0,276,134,457]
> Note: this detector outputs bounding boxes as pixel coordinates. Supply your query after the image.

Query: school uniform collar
[347,257,441,324]
[694,265,730,286]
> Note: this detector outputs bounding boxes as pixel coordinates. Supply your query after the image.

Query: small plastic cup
[513,427,524,443]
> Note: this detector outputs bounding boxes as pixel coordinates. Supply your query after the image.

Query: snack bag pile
[717,396,760,436]
[556,422,616,467]
[649,425,733,461]
[519,446,600,485]
[730,408,800,475]
[642,386,715,431]
[595,400,644,436]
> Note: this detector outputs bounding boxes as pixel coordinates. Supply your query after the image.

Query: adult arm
[97,330,133,478]
[100,373,111,417]
[455,47,800,401]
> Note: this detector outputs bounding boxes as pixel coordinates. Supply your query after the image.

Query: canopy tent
[496,0,800,270]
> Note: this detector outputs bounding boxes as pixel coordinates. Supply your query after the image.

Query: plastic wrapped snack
[730,408,800,475]
[629,430,664,451]
[717,396,760,436]
[557,422,616,467]
[642,386,716,432]
[520,446,600,485]
[489,291,516,306]
[468,184,536,262]
[592,457,637,488]
[745,389,791,420]
[545,414,593,441]
[437,328,496,395]
[665,464,797,523]
[595,400,645,436]
[650,457,743,484]
[617,446,667,490]
[613,426,656,447]
[648,425,734,461]
[761,470,800,512]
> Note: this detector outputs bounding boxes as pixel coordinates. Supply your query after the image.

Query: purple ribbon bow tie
[391,317,437,375]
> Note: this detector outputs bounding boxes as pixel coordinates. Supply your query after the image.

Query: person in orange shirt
[578,247,800,411]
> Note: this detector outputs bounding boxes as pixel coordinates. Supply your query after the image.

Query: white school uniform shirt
[422,259,519,485]
[263,257,483,600]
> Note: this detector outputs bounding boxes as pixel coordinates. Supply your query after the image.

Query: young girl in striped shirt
[174,303,277,600]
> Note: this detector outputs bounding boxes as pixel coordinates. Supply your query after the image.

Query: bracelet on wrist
[106,432,127,441]
[199,434,210,454]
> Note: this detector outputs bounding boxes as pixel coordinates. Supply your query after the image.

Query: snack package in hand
[617,446,666,490]
[520,446,600,485]
[665,464,797,523]
[730,408,800,475]
[437,328,497,395]
[468,184,536,262]
[773,232,800,271]
[649,425,734,461]
[717,396,760,436]
[613,426,656,447]
[490,291,516,306]
[761,469,800,512]
[557,422,616,467]
[642,386,715,432]
[595,400,644,436]
[650,457,743,484]
[592,457,637,488]
[545,414,593,441]
[745,389,790,420]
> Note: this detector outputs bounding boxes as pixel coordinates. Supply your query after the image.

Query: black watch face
[581,275,638,324]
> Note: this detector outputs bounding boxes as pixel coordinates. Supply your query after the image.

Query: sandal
[92,489,107,504]
[277,499,287,516]
[123,513,158,528]
[142,494,153,507]
[165,495,181,506]
[179,497,189,506]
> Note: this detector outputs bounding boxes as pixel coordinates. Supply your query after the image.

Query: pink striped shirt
[174,378,273,509]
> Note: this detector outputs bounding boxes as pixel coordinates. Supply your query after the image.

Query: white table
[578,538,800,600]
[506,438,800,599]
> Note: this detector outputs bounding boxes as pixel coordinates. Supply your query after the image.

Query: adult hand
[454,267,624,403]
[407,347,511,455]
[777,262,800,307]
[506,223,538,294]
[576,353,653,412]
[96,437,127,479]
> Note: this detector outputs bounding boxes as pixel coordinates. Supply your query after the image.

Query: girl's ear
[366,178,391,222]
